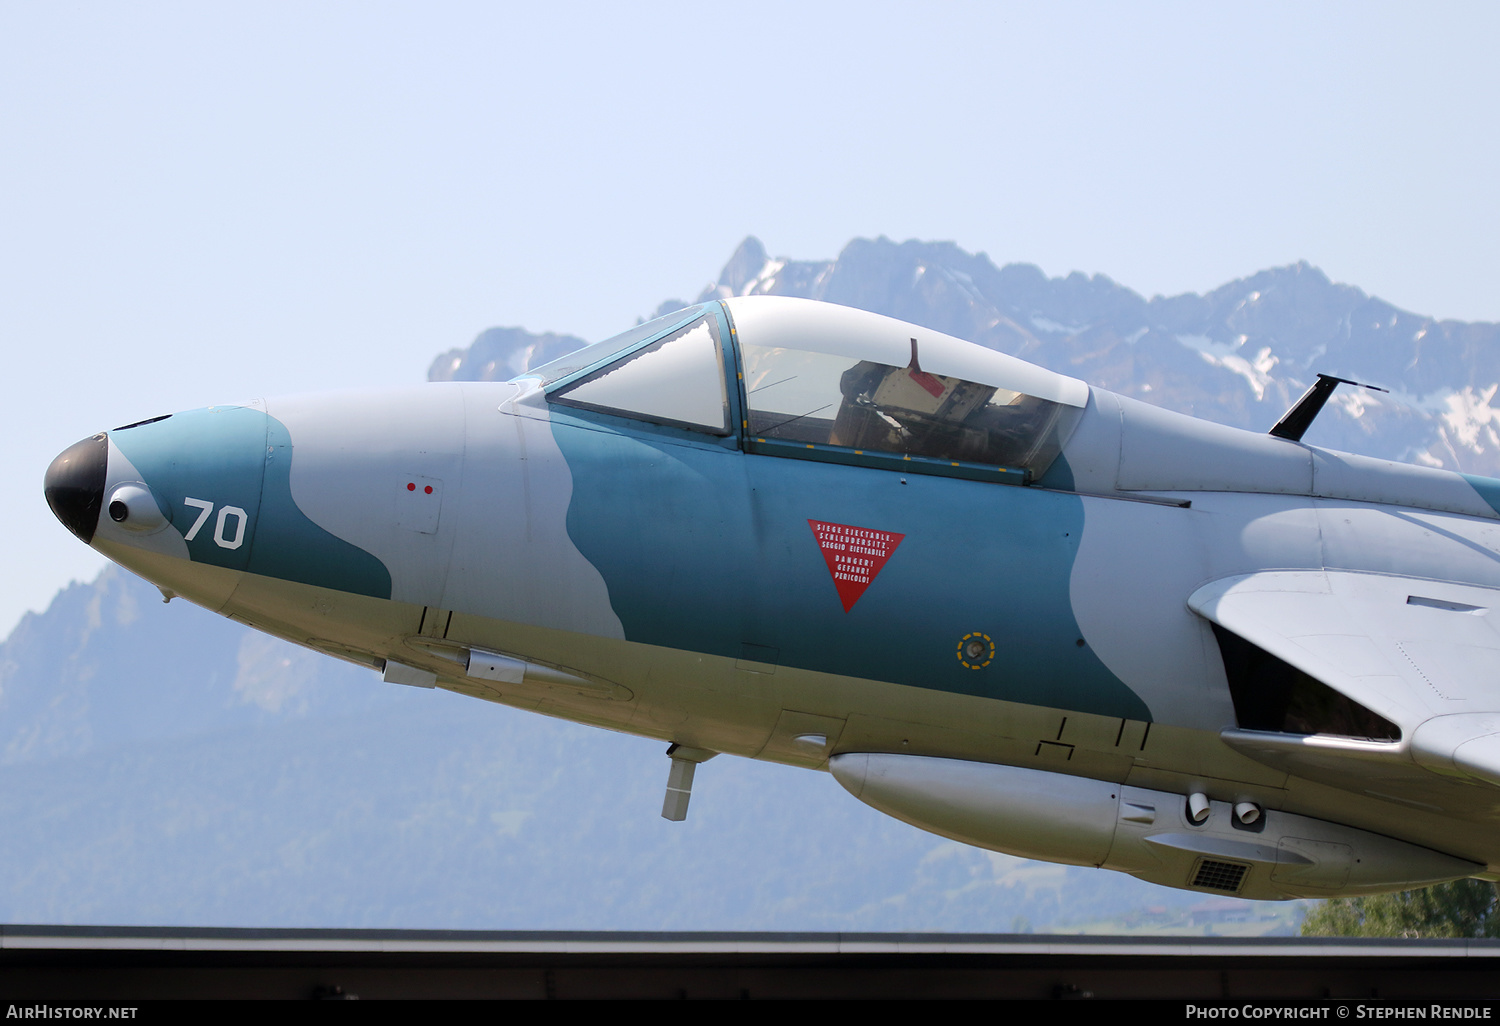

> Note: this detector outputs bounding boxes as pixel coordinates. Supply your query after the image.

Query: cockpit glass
[742,339,1077,473]
[524,305,706,386]
[548,313,728,433]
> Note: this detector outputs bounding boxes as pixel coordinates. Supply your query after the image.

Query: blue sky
[4,1,1498,636]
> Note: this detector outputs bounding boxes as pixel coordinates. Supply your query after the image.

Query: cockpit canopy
[526,296,1088,483]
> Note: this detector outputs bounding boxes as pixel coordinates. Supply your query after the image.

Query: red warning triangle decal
[808,520,906,612]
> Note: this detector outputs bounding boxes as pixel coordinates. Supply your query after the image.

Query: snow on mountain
[435,236,1500,474]
[681,237,1500,475]
[432,238,1500,474]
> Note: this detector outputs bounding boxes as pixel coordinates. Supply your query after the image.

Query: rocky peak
[428,326,589,383]
[439,235,1500,475]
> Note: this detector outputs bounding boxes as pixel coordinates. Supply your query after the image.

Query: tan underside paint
[98,546,1500,873]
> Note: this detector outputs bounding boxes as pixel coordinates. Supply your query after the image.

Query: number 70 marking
[182,497,248,550]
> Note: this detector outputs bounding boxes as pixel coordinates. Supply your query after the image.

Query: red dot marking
[424,485,433,494]
[407,482,415,491]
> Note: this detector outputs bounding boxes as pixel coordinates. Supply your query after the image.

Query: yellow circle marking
[957,631,995,670]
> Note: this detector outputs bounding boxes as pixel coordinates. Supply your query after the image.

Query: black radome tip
[44,433,108,544]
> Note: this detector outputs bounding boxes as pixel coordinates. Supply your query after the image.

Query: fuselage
[44,296,1500,900]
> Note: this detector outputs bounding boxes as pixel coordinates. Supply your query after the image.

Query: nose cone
[45,433,108,544]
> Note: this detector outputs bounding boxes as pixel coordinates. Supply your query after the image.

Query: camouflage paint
[1463,473,1500,518]
[551,407,1149,721]
[108,406,392,599]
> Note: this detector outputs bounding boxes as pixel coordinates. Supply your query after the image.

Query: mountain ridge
[436,236,1500,475]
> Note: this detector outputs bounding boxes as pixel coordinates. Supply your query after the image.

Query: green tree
[1301,880,1500,938]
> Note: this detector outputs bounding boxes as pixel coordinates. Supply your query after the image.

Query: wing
[1190,570,1500,818]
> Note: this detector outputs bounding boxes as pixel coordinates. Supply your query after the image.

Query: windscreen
[549,313,728,433]
[524,305,708,386]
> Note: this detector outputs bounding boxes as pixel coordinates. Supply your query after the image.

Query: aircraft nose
[44,433,109,544]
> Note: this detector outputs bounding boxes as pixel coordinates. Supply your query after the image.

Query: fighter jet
[44,296,1500,899]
